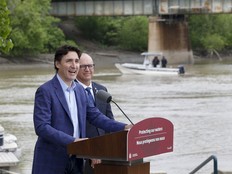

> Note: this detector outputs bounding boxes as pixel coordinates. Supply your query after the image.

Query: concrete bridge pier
[148,16,194,65]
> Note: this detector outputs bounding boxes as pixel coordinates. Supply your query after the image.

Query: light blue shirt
[57,74,79,138]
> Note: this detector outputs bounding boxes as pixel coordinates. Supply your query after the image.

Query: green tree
[118,16,148,51]
[0,0,13,54]
[76,16,122,45]
[212,14,232,47]
[201,34,225,59]
[189,14,232,55]
[7,0,73,57]
[75,16,148,51]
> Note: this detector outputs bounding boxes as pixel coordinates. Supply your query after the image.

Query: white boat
[0,125,21,172]
[115,52,185,75]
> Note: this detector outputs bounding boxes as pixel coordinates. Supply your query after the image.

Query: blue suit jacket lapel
[52,76,71,119]
[74,85,86,138]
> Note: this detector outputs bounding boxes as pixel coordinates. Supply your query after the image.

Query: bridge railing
[51,0,232,16]
[159,0,232,15]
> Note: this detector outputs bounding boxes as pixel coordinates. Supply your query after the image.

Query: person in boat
[152,56,160,67]
[32,45,132,174]
[161,56,168,68]
[76,53,115,174]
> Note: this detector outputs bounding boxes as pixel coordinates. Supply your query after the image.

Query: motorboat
[115,52,185,75]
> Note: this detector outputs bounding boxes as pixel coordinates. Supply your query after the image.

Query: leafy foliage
[0,0,13,54]
[6,0,74,57]
[118,16,148,51]
[189,14,232,54]
[75,16,148,51]
[201,34,225,52]
[75,16,122,45]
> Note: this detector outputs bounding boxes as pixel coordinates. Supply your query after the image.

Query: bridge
[50,0,232,64]
[51,0,232,16]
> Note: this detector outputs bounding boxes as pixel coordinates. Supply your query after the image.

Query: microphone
[96,90,134,125]
[95,89,112,103]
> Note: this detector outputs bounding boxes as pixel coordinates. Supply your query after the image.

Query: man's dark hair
[54,45,82,72]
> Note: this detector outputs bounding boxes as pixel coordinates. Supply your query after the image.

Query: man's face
[56,51,80,86]
[77,54,94,85]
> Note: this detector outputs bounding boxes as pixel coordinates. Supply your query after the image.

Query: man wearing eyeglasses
[76,53,115,174]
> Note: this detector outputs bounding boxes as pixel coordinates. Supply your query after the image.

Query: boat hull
[115,63,183,75]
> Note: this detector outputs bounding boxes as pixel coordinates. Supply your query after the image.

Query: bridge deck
[51,0,232,16]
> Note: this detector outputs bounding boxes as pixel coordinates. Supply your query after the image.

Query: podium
[67,117,173,174]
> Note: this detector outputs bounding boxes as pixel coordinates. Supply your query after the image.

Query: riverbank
[2,47,232,72]
[0,49,143,69]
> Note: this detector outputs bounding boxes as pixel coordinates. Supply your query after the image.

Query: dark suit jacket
[86,81,114,138]
[84,82,114,174]
[32,75,125,174]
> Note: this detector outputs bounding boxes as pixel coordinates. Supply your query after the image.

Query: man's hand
[91,159,101,168]
[124,124,133,130]
[74,138,88,142]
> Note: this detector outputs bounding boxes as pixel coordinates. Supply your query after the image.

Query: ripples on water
[0,61,232,174]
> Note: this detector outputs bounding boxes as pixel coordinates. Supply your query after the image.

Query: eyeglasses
[79,64,95,70]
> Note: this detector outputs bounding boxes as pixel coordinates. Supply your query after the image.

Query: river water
[0,59,232,174]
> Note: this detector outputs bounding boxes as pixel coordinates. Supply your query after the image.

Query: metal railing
[189,155,218,174]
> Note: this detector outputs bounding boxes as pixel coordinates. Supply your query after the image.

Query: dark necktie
[85,87,95,107]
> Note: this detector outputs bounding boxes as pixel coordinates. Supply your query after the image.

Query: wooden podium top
[67,117,173,161]
[68,130,128,161]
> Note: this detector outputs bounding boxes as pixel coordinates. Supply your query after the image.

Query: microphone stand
[111,100,134,125]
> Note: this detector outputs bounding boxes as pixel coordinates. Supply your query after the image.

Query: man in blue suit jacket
[32,45,131,174]
[76,53,114,174]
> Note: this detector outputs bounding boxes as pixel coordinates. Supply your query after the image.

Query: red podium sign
[127,117,173,161]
